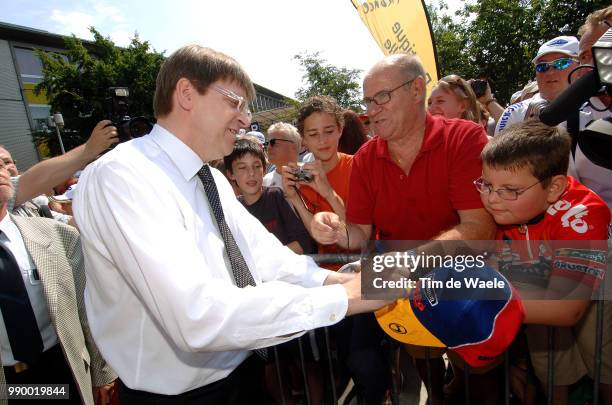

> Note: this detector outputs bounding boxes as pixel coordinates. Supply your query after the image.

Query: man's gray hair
[267,122,301,150]
[388,53,426,81]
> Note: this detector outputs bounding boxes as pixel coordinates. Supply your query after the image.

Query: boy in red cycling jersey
[478,120,611,404]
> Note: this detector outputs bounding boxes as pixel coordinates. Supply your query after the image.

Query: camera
[470,79,488,98]
[105,87,153,143]
[295,164,313,182]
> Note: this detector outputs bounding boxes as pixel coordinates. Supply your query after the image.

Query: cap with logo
[375,263,524,368]
[532,36,579,64]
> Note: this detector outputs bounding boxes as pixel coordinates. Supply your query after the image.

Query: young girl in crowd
[428,75,481,123]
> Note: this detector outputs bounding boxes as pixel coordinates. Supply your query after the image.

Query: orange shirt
[299,153,356,264]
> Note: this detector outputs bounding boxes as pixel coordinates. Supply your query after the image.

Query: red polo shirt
[347,113,488,240]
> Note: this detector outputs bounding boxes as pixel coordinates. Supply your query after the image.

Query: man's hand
[341,273,391,316]
[93,380,115,405]
[83,120,119,162]
[311,211,345,245]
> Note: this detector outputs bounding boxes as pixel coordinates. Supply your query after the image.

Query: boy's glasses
[361,78,415,109]
[535,58,576,74]
[263,138,294,148]
[213,85,252,118]
[473,177,546,200]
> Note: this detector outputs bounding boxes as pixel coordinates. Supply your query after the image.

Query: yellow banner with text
[351,0,439,92]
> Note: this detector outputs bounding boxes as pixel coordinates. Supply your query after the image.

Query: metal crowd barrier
[263,254,608,405]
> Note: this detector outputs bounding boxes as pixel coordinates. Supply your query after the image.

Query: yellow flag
[351,0,439,92]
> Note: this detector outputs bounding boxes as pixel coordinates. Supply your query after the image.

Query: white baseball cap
[532,36,579,64]
[245,131,266,145]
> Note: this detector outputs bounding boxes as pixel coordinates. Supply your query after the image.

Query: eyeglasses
[263,138,294,148]
[535,58,576,73]
[212,85,252,118]
[473,177,546,200]
[361,78,415,109]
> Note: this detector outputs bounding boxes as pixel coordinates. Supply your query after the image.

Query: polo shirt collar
[149,124,205,181]
[374,113,443,161]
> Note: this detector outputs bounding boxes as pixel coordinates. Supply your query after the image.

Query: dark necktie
[0,235,44,364]
[197,165,267,359]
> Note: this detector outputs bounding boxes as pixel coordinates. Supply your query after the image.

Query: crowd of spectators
[0,5,611,405]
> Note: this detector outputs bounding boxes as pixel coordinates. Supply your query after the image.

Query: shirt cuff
[308,283,348,327]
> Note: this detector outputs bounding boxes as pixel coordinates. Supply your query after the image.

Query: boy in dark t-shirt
[224,138,315,254]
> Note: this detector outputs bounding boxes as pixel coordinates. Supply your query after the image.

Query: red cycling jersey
[496,177,610,290]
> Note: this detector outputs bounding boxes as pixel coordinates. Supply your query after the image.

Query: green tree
[428,0,609,104]
[294,52,363,111]
[427,1,471,79]
[35,27,164,154]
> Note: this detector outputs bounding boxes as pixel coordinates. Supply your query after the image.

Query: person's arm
[276,190,313,254]
[15,120,117,206]
[286,241,304,254]
[301,160,346,221]
[281,163,317,235]
[478,82,504,123]
[522,300,590,326]
[434,208,496,241]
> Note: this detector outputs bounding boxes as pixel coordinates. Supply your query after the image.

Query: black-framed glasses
[361,78,415,109]
[535,58,576,74]
[263,138,294,148]
[213,85,252,118]
[473,177,546,200]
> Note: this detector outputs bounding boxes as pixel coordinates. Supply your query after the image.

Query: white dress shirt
[0,215,59,365]
[73,124,348,395]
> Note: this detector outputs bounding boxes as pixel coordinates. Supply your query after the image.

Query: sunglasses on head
[535,57,576,73]
[263,138,293,148]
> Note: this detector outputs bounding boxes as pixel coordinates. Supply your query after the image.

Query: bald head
[365,54,426,84]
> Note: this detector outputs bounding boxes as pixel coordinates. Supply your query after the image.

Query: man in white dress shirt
[73,45,385,404]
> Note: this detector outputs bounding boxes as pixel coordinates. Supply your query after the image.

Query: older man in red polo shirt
[310,54,496,405]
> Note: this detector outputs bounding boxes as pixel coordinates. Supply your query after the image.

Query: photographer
[11,120,118,211]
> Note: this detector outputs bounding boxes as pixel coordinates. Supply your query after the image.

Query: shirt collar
[149,124,205,181]
[374,113,443,161]
[0,213,18,243]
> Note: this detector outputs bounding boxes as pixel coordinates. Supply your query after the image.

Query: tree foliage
[35,27,164,153]
[294,52,363,111]
[428,0,609,104]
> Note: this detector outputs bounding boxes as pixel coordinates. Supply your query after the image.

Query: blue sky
[2,0,463,98]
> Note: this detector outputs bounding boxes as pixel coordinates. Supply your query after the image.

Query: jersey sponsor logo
[497,102,523,132]
[553,260,605,279]
[546,200,589,234]
[555,248,607,264]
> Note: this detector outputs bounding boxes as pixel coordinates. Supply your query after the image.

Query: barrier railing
[264,254,608,405]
